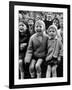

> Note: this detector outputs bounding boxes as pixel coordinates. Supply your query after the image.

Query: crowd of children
[19,11,63,79]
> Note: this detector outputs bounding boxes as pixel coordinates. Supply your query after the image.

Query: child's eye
[19,24,23,27]
[19,25,22,27]
[49,31,51,32]
[36,26,38,28]
[52,31,54,32]
[22,25,24,26]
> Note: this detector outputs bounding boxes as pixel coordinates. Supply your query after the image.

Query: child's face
[35,22,44,35]
[19,22,27,33]
[53,19,59,28]
[29,25,34,35]
[28,19,34,35]
[47,15,52,21]
[28,19,34,25]
[47,27,57,39]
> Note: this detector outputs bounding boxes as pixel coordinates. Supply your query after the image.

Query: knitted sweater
[25,33,48,63]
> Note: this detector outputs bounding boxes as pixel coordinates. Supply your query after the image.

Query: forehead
[49,27,56,31]
[35,22,43,26]
[19,22,24,25]
[19,22,26,26]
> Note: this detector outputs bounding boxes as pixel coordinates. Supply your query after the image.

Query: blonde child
[25,20,48,78]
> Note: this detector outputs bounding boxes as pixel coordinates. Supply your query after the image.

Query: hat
[47,25,57,33]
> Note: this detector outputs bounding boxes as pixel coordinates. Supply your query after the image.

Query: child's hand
[24,54,32,64]
[24,58,30,64]
[24,57,28,64]
[20,43,27,50]
[58,57,61,62]
[24,57,27,64]
[46,56,51,62]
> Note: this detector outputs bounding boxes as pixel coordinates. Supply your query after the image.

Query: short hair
[35,20,45,32]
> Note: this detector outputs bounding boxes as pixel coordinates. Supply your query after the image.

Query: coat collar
[35,33,44,38]
[48,36,57,40]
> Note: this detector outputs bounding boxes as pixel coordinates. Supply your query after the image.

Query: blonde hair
[35,20,45,32]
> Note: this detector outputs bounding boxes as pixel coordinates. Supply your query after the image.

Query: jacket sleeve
[45,38,53,61]
[24,37,33,63]
[58,40,63,57]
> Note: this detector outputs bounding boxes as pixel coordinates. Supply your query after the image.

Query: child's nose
[38,26,40,29]
[20,25,23,28]
[50,32,53,34]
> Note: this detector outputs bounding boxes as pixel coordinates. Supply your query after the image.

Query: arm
[24,37,33,64]
[58,40,63,61]
[45,38,53,61]
[19,35,28,50]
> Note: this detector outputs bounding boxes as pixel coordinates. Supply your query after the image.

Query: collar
[48,36,57,40]
[36,33,44,37]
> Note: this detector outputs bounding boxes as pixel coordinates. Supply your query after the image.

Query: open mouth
[51,35,54,37]
[19,29,24,32]
[37,29,42,32]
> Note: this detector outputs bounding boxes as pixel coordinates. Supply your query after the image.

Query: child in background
[25,20,48,78]
[28,19,35,36]
[46,25,63,78]
[52,18,62,41]
[44,14,53,30]
[60,22,63,43]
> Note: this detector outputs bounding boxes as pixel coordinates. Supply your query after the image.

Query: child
[44,14,53,30]
[28,19,35,36]
[43,14,53,38]
[19,21,30,79]
[52,17,62,41]
[25,20,48,78]
[46,25,63,78]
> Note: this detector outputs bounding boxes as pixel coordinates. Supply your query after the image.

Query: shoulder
[57,29,61,34]
[43,33,48,39]
[57,38,61,42]
[56,38,62,46]
[29,33,37,40]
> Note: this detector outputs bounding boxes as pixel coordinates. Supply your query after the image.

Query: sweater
[25,33,48,63]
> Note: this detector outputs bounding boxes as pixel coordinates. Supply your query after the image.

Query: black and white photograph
[19,11,63,79]
[9,1,70,88]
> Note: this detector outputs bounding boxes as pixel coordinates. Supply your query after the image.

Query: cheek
[24,27,26,30]
[48,32,51,35]
[19,26,21,28]
[54,32,57,36]
[35,28,38,32]
[35,27,37,31]
[41,26,44,32]
[19,26,22,29]
[41,27,44,30]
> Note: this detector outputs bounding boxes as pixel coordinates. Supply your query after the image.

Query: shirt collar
[36,33,44,37]
[48,36,57,40]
